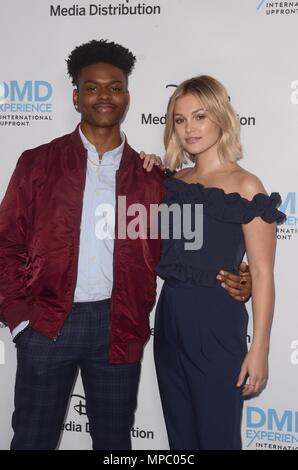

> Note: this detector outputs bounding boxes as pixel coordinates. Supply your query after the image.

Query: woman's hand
[139,151,164,172]
[236,348,268,397]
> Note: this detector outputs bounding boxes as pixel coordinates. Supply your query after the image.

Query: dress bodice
[155,177,286,286]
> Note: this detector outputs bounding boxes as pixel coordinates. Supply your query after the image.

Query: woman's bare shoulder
[232,166,267,200]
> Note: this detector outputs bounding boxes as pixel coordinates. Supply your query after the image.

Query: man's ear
[73,88,79,112]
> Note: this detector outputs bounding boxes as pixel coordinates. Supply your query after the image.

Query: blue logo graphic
[0,80,53,115]
[247,407,298,432]
[0,80,52,102]
[246,406,298,447]
[280,192,296,215]
[280,192,297,227]
[257,0,266,9]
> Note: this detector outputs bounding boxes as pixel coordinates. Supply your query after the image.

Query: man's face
[73,62,129,128]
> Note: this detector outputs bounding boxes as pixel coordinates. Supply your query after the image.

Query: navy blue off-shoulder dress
[154,176,286,450]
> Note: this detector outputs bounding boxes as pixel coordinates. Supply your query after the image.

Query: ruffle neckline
[164,176,286,225]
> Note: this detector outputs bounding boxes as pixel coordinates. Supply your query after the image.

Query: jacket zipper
[53,146,88,342]
[108,168,119,358]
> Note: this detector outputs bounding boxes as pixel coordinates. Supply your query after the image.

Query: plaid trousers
[11,299,141,450]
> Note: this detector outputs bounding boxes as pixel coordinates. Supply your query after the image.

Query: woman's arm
[236,176,277,396]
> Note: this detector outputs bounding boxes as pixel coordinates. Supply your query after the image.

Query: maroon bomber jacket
[0,126,166,363]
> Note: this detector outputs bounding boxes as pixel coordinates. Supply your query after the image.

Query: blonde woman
[153,75,285,450]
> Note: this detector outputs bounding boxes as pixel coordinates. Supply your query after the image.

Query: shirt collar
[79,126,125,169]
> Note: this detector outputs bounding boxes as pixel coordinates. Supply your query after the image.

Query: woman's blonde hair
[164,75,242,170]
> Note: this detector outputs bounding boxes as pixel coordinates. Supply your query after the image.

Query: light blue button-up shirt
[74,127,124,302]
[12,128,124,338]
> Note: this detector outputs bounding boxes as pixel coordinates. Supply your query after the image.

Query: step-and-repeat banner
[0,0,297,450]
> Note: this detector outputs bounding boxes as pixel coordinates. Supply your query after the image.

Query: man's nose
[97,86,110,100]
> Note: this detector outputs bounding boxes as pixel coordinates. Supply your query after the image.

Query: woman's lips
[185,137,201,144]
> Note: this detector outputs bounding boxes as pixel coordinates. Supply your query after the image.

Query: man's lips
[93,103,116,112]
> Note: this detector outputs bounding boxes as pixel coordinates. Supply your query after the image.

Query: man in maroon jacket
[0,39,251,450]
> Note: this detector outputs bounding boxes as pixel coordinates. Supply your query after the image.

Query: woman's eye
[196,114,206,120]
[175,118,184,124]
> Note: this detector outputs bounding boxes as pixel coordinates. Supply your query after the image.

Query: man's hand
[216,262,251,301]
[139,151,164,171]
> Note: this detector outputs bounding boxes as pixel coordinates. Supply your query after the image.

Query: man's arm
[0,155,30,331]
[217,262,252,301]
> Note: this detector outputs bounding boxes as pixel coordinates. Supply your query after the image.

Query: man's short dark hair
[66,39,136,87]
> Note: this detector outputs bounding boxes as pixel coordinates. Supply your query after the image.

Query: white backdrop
[0,0,297,450]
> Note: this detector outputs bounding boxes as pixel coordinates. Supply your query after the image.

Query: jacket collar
[70,124,136,170]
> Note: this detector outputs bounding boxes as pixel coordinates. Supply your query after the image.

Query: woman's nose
[185,120,192,133]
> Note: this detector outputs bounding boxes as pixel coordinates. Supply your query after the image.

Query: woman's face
[173,93,221,158]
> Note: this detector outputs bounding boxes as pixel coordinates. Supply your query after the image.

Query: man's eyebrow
[82,79,124,85]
